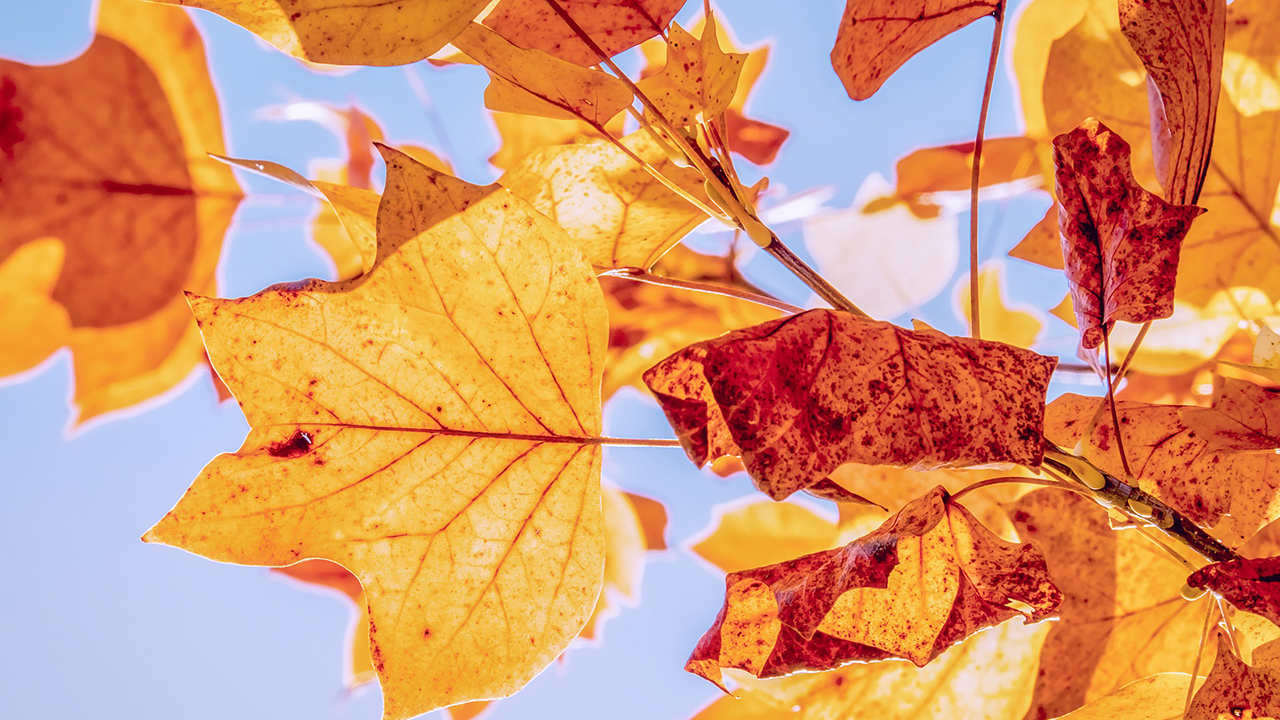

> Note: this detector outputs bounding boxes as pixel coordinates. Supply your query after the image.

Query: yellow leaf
[1055,674,1201,720]
[500,130,710,269]
[0,238,70,376]
[145,150,609,718]
[0,0,241,421]
[454,23,632,126]
[636,16,747,128]
[691,501,840,574]
[153,0,490,65]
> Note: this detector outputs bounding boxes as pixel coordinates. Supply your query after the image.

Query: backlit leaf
[868,136,1044,219]
[0,0,240,420]
[1181,377,1280,453]
[954,261,1045,349]
[1188,556,1280,627]
[144,151,610,717]
[483,0,683,67]
[685,486,1061,687]
[1118,0,1225,205]
[1186,640,1280,720]
[831,0,999,101]
[153,0,490,65]
[636,15,746,128]
[1053,118,1204,349]
[643,309,1057,500]
[1054,674,1201,720]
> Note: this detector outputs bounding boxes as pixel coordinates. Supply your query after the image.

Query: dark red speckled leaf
[1054,118,1204,350]
[642,309,1057,500]
[1187,640,1280,720]
[1181,377,1280,453]
[685,486,1062,688]
[1188,556,1280,626]
[830,0,999,101]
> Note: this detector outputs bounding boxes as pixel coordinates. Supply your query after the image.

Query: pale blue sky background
[0,1,1093,718]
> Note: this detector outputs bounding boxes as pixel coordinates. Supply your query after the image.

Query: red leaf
[685,486,1062,687]
[1054,118,1204,349]
[1188,556,1280,626]
[642,309,1057,500]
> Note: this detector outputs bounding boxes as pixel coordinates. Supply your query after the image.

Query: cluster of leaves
[10,0,1280,718]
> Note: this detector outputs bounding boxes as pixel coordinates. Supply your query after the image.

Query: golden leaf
[483,0,683,67]
[636,15,747,128]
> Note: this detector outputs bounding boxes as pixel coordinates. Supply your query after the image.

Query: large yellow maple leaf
[145,151,610,718]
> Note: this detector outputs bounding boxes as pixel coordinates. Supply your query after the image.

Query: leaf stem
[1102,332,1137,479]
[968,1,1005,340]
[1041,441,1240,564]
[291,422,685,447]
[950,474,1089,502]
[599,267,802,314]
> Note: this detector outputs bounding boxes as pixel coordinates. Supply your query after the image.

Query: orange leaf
[454,22,632,126]
[153,0,490,65]
[0,0,240,421]
[830,0,999,101]
[487,112,621,171]
[1054,118,1204,349]
[1045,387,1280,545]
[1186,640,1280,720]
[685,486,1061,687]
[878,136,1043,219]
[1181,377,1280,453]
[1118,0,1225,205]
[643,309,1057,500]
[144,150,610,718]
[483,0,683,67]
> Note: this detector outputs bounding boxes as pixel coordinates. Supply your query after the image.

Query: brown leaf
[483,0,683,67]
[454,22,632,126]
[1189,557,1280,627]
[1186,640,1280,720]
[830,0,999,101]
[153,0,490,65]
[1011,489,1214,717]
[1053,118,1204,349]
[144,149,610,717]
[636,15,746,128]
[643,309,1057,500]
[1119,0,1225,205]
[0,0,240,420]
[685,486,1061,688]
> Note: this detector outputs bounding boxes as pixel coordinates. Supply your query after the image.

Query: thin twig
[1184,597,1213,716]
[599,268,802,314]
[950,474,1089,502]
[1110,320,1151,392]
[968,1,1006,340]
[1102,332,1136,479]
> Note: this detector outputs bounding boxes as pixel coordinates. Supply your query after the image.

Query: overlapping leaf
[831,0,999,101]
[0,0,240,420]
[636,15,746,128]
[644,309,1057,500]
[867,136,1044,219]
[499,131,710,269]
[1188,557,1280,626]
[483,0,684,67]
[1045,381,1280,545]
[1053,118,1204,349]
[1010,489,1216,717]
[1186,640,1280,720]
[685,486,1060,687]
[153,0,489,65]
[145,150,610,718]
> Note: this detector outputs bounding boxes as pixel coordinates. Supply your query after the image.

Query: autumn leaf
[499,130,710,269]
[866,136,1043,219]
[1053,674,1202,720]
[1225,326,1280,386]
[831,0,999,101]
[0,0,240,420]
[1118,0,1225,205]
[483,0,683,67]
[153,0,490,65]
[0,238,70,377]
[453,23,632,126]
[487,112,622,171]
[644,309,1057,500]
[1010,489,1215,717]
[1181,377,1280,453]
[685,486,1061,687]
[1186,639,1280,720]
[1188,557,1280,627]
[1053,118,1204,349]
[636,15,746,128]
[1044,385,1280,545]
[144,148,611,717]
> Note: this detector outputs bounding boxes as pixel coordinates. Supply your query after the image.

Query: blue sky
[0,1,1092,718]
